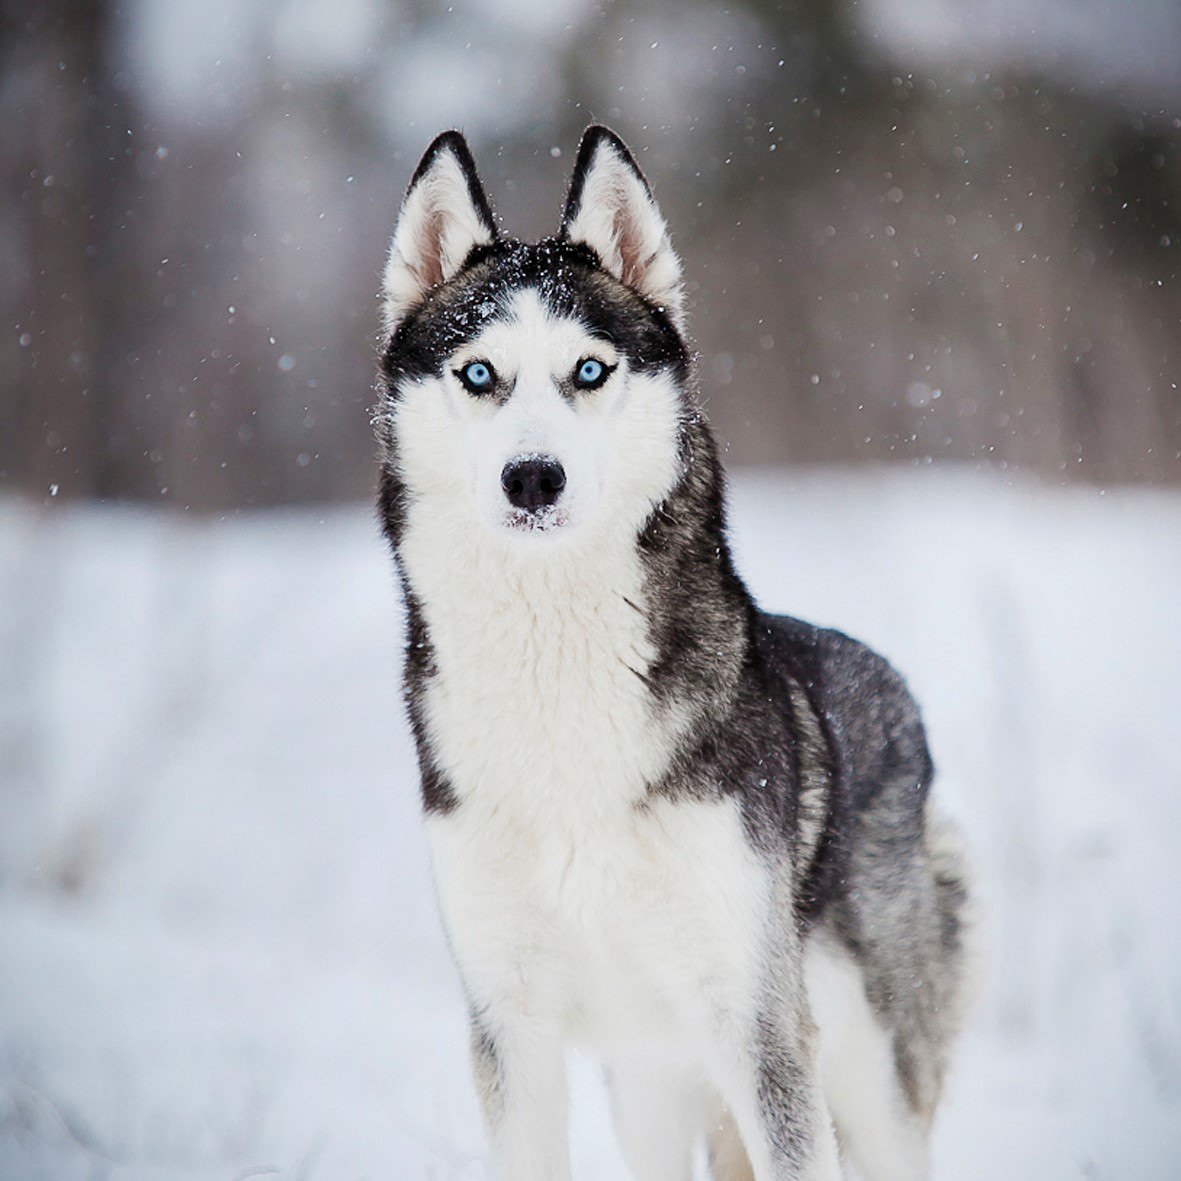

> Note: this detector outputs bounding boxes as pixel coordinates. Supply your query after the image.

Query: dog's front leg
[712,1006,841,1181]
[468,1006,570,1181]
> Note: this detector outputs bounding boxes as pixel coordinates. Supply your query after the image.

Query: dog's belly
[428,792,770,1060]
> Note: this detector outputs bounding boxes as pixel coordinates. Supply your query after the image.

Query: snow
[2,467,1179,1179]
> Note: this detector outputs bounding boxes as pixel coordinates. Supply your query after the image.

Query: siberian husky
[374,126,973,1180]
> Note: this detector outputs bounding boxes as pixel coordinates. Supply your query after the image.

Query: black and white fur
[375,127,973,1181]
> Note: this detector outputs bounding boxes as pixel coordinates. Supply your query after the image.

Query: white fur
[609,1061,712,1181]
[429,793,774,1180]
[382,144,495,332]
[393,290,689,862]
[394,288,683,546]
[805,931,931,1181]
[563,137,685,330]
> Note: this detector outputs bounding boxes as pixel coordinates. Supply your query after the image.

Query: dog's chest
[404,529,765,1044]
[428,792,768,1053]
[416,543,678,812]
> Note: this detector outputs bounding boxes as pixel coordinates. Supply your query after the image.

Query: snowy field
[1,467,1179,1180]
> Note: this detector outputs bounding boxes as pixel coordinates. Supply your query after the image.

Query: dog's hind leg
[606,1059,709,1181]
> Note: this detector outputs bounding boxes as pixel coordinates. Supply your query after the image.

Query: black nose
[501,456,566,511]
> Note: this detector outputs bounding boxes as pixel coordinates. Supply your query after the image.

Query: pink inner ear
[613,204,648,293]
[413,208,447,291]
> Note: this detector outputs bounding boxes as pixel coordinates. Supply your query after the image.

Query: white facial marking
[393,287,681,545]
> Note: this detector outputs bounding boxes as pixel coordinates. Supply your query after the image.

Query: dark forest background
[3,0,1179,510]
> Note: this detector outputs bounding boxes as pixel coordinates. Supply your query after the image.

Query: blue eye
[575,358,608,388]
[458,360,495,392]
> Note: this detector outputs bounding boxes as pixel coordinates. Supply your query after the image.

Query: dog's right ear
[382,131,497,333]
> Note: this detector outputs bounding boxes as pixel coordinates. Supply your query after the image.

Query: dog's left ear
[559,126,684,329]
[382,130,498,333]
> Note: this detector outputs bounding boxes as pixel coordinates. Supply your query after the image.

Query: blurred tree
[1,0,1177,508]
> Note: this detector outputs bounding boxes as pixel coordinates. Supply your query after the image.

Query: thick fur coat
[374,126,972,1181]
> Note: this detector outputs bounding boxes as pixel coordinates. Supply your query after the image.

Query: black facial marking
[380,237,687,401]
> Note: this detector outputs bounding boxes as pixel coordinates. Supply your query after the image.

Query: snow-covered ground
[1,467,1178,1180]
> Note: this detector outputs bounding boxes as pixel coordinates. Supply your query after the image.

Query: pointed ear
[559,126,684,329]
[382,131,497,332]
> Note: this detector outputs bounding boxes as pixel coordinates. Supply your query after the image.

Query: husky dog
[374,126,972,1181]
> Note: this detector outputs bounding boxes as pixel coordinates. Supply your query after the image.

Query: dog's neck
[388,416,753,815]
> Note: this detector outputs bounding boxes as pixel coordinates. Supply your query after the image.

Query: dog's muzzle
[501,456,566,512]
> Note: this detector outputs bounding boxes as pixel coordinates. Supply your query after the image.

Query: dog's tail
[925,809,984,1055]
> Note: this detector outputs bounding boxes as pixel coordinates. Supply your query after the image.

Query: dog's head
[377,127,690,546]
